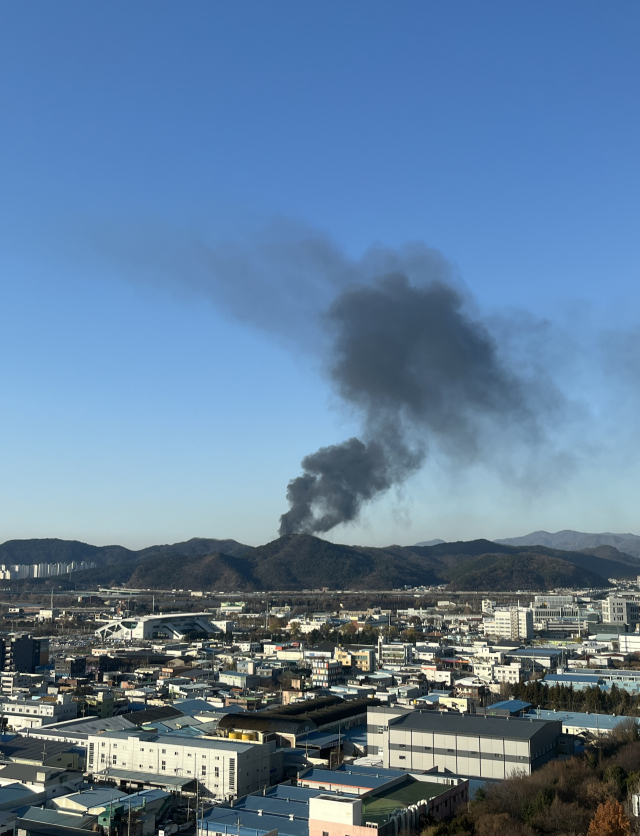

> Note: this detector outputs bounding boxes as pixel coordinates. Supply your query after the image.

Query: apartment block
[0,635,49,673]
[311,659,342,688]
[492,607,533,641]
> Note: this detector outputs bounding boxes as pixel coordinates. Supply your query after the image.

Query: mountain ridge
[495,529,640,558]
[2,533,638,592]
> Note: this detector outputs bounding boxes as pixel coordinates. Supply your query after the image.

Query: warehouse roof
[390,711,559,739]
[543,673,602,685]
[299,768,392,791]
[121,705,183,726]
[201,806,308,836]
[526,710,640,731]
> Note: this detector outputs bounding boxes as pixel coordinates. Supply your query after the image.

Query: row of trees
[510,680,640,717]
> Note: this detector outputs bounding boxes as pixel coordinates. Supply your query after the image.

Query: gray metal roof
[391,711,559,739]
[98,767,195,788]
[17,806,96,828]
[0,763,67,782]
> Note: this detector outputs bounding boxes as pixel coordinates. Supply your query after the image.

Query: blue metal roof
[544,673,601,685]
[299,768,390,790]
[335,764,405,779]
[201,806,308,836]
[233,795,309,818]
[526,710,640,731]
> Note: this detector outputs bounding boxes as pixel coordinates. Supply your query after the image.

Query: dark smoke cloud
[85,219,565,536]
[279,274,543,535]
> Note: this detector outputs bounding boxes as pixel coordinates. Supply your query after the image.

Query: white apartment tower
[493,607,533,641]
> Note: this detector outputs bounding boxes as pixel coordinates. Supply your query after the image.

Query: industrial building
[198,764,468,836]
[367,706,562,778]
[87,728,278,801]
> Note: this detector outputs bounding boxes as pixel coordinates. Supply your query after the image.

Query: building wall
[88,734,273,801]
[369,712,561,779]
[0,696,77,731]
[366,705,413,757]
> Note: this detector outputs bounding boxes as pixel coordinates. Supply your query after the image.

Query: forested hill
[8,532,638,591]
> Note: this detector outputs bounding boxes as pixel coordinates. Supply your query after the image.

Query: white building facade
[87,731,274,801]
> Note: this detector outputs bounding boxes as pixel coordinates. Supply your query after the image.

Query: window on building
[162,749,166,754]
[215,767,219,777]
[161,761,166,770]
[399,756,406,760]
[202,766,206,775]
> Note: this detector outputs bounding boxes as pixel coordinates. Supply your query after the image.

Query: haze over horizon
[1,2,640,549]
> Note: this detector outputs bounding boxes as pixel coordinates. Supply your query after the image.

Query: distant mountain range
[495,530,640,559]
[2,532,639,593]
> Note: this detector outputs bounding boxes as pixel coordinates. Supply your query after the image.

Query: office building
[602,596,640,627]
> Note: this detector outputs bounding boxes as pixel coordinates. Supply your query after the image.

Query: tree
[587,800,630,836]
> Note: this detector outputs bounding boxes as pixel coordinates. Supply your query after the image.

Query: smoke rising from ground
[88,220,568,537]
[279,274,545,535]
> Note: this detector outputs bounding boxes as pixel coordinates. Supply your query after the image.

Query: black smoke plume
[279,273,540,535]
[86,221,563,536]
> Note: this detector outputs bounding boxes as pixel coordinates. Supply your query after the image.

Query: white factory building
[95,612,231,642]
[87,730,276,800]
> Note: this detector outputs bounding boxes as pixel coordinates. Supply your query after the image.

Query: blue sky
[0,2,639,548]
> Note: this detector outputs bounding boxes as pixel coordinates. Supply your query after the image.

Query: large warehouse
[367,706,563,779]
[95,612,229,641]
